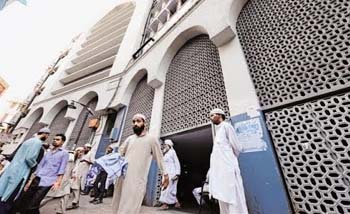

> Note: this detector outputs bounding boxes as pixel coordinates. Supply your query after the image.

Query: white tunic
[209,121,248,213]
[159,148,181,204]
[76,151,94,190]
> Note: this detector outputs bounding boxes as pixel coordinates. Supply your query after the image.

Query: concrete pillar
[217,37,292,213]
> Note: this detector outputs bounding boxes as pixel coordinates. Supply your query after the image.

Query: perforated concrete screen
[266,93,350,214]
[67,98,98,149]
[161,35,229,135]
[237,0,350,213]
[47,106,70,144]
[237,0,350,110]
[24,111,44,141]
[120,77,155,142]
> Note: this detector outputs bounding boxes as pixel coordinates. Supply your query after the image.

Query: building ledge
[62,56,115,83]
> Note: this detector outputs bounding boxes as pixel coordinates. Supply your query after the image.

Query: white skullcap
[75,146,84,151]
[210,108,225,116]
[84,143,92,148]
[164,139,173,147]
[132,113,146,121]
[38,127,51,134]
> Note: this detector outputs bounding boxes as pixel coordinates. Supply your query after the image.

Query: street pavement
[40,195,197,214]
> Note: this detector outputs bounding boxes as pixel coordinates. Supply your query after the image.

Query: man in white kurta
[159,139,181,209]
[67,144,93,210]
[209,108,248,214]
[112,114,169,214]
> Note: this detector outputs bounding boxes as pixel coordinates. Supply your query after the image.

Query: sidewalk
[40,195,194,214]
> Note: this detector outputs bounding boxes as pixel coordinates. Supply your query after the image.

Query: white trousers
[72,188,80,204]
[192,187,202,205]
[218,200,248,214]
[57,194,69,214]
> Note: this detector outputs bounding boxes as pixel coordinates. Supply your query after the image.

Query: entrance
[163,126,218,213]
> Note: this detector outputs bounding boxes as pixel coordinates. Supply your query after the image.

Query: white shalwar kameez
[159,148,181,204]
[209,121,248,214]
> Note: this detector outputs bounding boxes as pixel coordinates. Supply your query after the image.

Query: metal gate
[237,0,350,213]
[67,97,98,149]
[161,34,230,136]
[120,76,155,142]
[47,106,70,145]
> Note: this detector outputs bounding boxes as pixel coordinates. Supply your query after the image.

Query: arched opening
[67,96,98,149]
[23,108,45,141]
[161,34,229,211]
[120,75,155,142]
[46,106,70,145]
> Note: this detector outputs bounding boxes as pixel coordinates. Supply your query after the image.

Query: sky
[0,0,119,116]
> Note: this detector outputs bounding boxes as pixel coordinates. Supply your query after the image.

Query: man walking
[209,108,248,214]
[67,144,93,210]
[0,127,50,214]
[89,146,113,205]
[159,139,181,210]
[112,114,169,214]
[22,133,69,214]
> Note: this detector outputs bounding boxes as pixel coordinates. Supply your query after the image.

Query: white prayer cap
[38,127,51,134]
[75,146,84,151]
[84,143,92,148]
[132,113,146,121]
[164,139,173,147]
[210,108,225,116]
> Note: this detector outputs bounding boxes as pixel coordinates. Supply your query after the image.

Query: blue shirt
[36,147,69,187]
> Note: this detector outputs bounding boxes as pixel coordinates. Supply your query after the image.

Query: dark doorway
[163,125,217,213]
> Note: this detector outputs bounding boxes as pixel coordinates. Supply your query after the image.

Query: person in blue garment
[0,127,51,214]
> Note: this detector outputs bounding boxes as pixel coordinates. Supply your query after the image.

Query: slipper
[159,205,169,210]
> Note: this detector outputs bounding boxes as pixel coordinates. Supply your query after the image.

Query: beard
[40,136,48,141]
[212,120,220,125]
[42,143,50,150]
[133,125,145,136]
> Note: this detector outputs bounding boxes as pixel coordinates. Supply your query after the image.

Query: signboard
[234,117,267,153]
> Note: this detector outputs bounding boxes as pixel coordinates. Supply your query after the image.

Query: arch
[78,91,99,106]
[66,95,99,150]
[23,107,45,140]
[46,105,71,144]
[21,107,44,129]
[153,26,209,84]
[41,100,68,125]
[120,74,155,142]
[229,0,249,27]
[161,34,230,135]
[119,69,148,107]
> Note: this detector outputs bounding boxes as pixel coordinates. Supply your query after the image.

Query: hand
[24,183,31,192]
[72,175,76,180]
[161,174,169,190]
[51,181,61,191]
[171,175,179,181]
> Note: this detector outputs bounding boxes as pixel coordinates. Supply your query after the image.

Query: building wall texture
[237,0,350,213]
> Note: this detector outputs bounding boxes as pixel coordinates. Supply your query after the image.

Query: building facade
[13,0,350,213]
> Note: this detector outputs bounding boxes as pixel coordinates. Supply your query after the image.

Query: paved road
[40,195,197,214]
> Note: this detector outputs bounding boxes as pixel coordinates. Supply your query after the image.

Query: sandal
[159,204,169,210]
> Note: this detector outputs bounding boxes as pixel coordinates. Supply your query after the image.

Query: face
[40,133,49,141]
[84,146,91,154]
[163,144,170,153]
[53,136,64,147]
[106,147,113,154]
[210,113,223,125]
[132,118,145,135]
[76,150,83,158]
